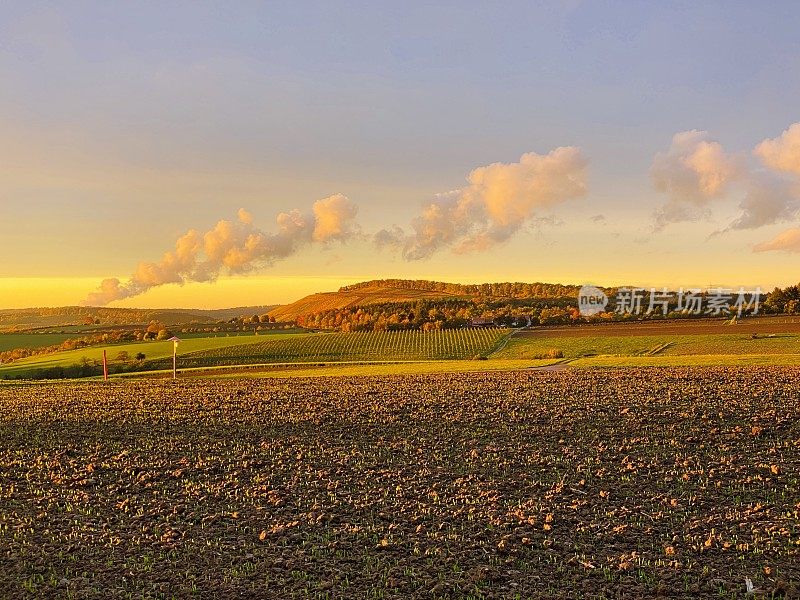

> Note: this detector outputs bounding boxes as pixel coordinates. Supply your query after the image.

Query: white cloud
[650,130,742,230]
[84,195,359,305]
[375,147,588,260]
[714,175,799,234]
[754,122,800,175]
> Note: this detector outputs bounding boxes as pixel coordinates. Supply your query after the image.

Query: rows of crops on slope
[148,328,510,369]
[1,369,798,598]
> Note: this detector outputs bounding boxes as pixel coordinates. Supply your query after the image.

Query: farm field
[0,329,512,379]
[0,368,798,598]
[498,324,800,362]
[4,317,800,380]
[0,332,77,352]
[147,328,511,371]
[519,316,800,338]
[135,358,558,380]
[499,333,800,360]
[570,354,800,368]
[0,333,308,379]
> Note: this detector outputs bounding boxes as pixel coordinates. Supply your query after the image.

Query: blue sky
[2,2,800,307]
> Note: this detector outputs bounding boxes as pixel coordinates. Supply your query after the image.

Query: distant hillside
[1,278,586,330]
[0,305,279,331]
[268,279,581,322]
[267,284,456,322]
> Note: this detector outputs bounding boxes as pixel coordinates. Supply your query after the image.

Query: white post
[168,336,180,380]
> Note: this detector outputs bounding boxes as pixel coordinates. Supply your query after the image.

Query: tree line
[339,279,583,299]
[763,283,800,314]
[296,284,800,332]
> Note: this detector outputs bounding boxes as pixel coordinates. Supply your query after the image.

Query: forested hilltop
[290,279,800,332]
[338,279,582,298]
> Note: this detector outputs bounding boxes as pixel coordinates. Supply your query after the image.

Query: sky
[2,1,800,308]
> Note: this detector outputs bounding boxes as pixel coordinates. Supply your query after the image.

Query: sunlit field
[6,2,800,599]
[7,319,800,380]
[0,329,512,379]
[1,369,798,598]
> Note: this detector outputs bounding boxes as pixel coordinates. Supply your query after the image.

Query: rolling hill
[267,278,583,322]
[3,279,586,329]
[267,281,463,322]
[0,305,279,331]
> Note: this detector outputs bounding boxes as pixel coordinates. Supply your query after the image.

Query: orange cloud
[84,195,359,305]
[753,227,800,253]
[375,147,588,260]
[755,122,800,175]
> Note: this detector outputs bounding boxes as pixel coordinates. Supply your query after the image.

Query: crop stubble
[0,368,798,598]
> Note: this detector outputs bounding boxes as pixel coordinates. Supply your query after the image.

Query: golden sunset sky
[2,3,800,309]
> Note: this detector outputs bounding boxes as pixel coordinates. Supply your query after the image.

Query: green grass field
[495,333,654,359]
[492,325,800,368]
[0,329,512,378]
[495,331,800,359]
[570,353,800,367]
[0,333,307,378]
[0,333,78,352]
[660,333,800,355]
[4,319,800,379]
